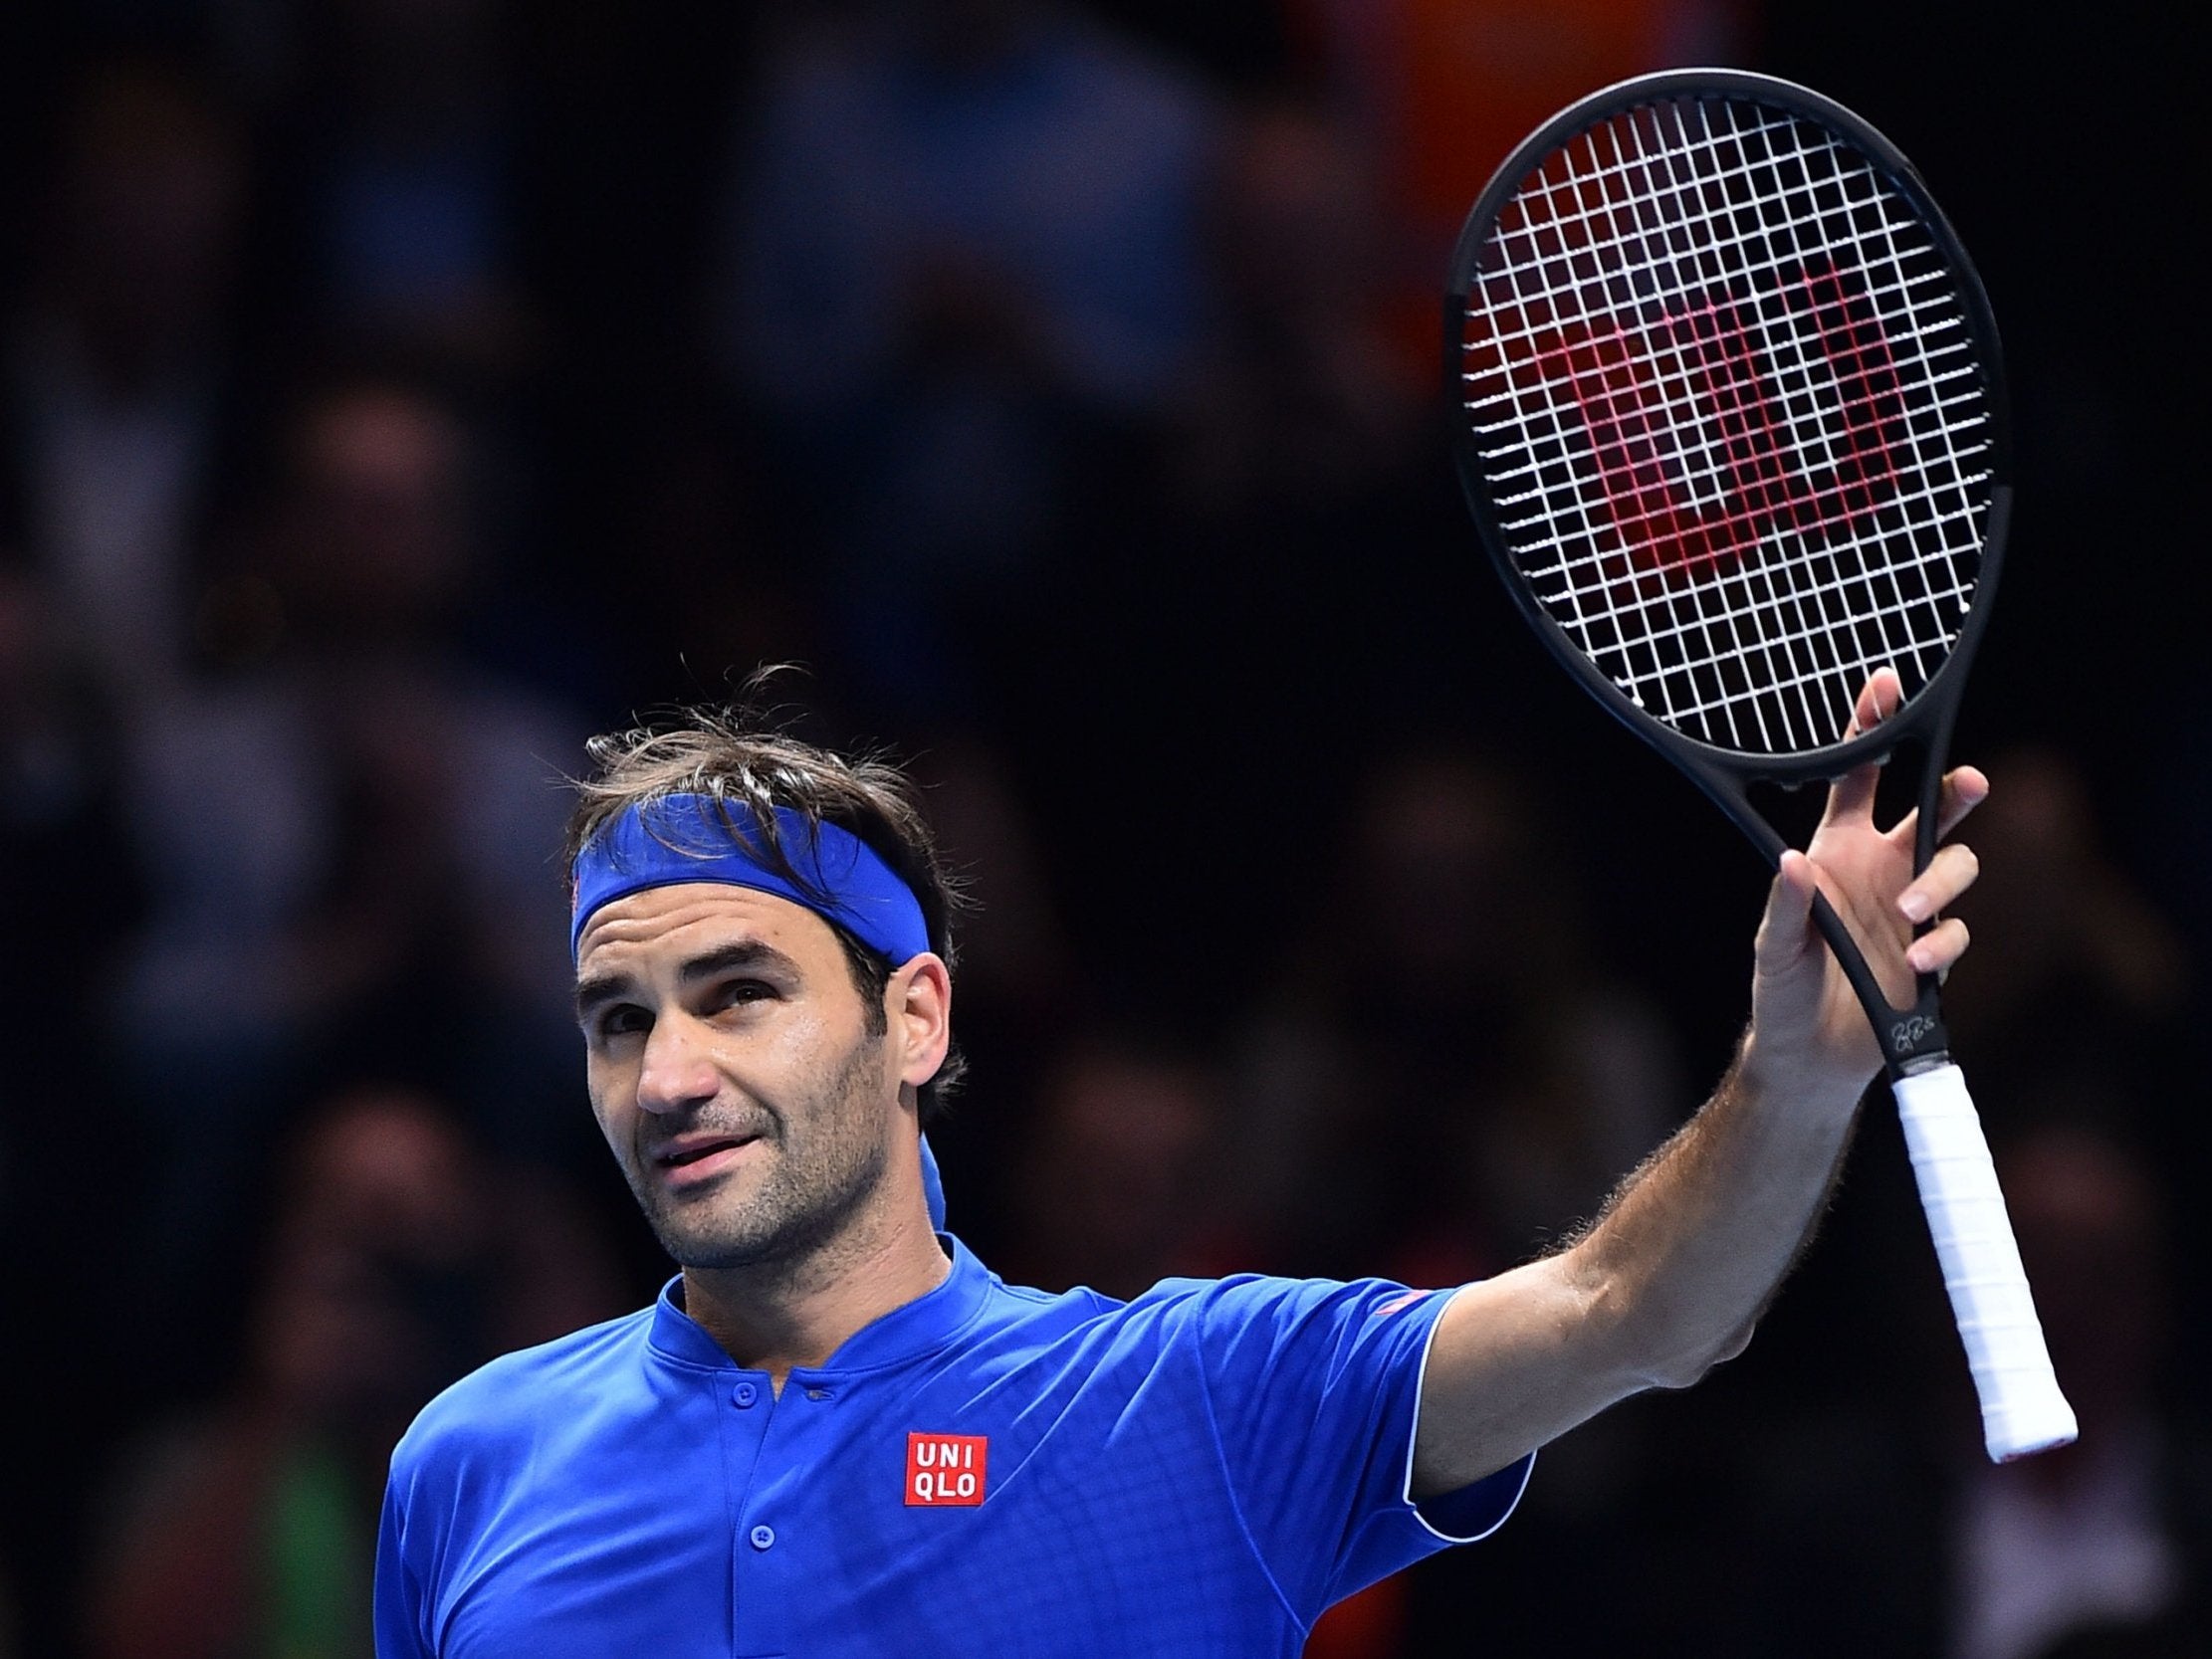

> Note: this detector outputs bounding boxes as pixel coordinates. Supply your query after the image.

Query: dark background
[2,2,2206,1655]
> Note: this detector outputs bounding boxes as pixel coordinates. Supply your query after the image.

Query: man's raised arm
[1410,670,1986,1496]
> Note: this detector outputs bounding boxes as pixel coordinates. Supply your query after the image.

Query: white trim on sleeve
[1403,1283,1537,1545]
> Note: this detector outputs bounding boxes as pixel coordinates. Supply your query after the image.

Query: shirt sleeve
[374,1455,439,1659]
[1190,1276,1533,1622]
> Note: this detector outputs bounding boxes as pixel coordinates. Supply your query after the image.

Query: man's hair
[564,705,967,1121]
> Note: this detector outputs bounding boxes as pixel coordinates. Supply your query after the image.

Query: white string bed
[1459,96,1993,757]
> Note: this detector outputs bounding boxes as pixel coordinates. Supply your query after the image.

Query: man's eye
[597,1006,650,1041]
[712,979,775,1012]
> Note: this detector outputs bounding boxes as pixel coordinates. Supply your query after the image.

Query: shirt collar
[645,1233,995,1375]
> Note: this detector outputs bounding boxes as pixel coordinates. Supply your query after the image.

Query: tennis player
[374,672,1981,1656]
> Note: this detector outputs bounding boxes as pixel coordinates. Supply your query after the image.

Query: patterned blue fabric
[375,1238,1532,1658]
[569,797,928,965]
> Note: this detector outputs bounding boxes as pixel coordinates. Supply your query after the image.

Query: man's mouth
[651,1134,762,1183]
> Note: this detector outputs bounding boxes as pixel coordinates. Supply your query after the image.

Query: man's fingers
[1896,840,1980,924]
[1904,916,1970,977]
[1886,765,1992,850]
[1934,765,1990,838]
[1853,668,1904,735]
[1824,668,1904,825]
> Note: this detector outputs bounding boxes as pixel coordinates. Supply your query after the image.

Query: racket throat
[1882,1021,1955,1079]
[1804,887,1953,1073]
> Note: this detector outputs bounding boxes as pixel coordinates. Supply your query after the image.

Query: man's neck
[678,1200,951,1392]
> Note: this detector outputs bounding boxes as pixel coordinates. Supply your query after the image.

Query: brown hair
[565,704,967,1120]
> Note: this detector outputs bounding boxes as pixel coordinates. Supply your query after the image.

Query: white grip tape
[1891,1063,2078,1462]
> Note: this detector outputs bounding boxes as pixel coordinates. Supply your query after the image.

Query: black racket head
[1446,70,2009,783]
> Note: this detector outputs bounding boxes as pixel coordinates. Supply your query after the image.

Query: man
[375,671,1984,1656]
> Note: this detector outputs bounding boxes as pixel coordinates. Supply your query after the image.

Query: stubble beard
[629,1026,893,1276]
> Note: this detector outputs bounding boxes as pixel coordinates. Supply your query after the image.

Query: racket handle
[1890,1063,2078,1462]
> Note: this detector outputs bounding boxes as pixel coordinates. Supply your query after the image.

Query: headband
[570,794,930,965]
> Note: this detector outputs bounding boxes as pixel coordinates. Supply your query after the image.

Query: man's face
[573,883,899,1271]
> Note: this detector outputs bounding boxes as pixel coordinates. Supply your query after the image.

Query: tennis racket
[1445,69,2075,1461]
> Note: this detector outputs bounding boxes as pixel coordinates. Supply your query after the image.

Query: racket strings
[1546,102,1958,752]
[1551,513,1978,682]
[1466,294,1970,442]
[1480,351,1983,545]
[1585,103,1861,753]
[1459,95,1993,757]
[1474,144,1915,322]
[1486,102,1979,752]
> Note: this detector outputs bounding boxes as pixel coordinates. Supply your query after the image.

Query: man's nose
[635,1016,720,1116]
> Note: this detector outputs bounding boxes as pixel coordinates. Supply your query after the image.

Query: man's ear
[890,953,952,1091]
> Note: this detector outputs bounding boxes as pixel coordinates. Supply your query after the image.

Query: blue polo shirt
[375,1238,1532,1657]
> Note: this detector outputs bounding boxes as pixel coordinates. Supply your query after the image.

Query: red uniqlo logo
[905,1433,989,1507]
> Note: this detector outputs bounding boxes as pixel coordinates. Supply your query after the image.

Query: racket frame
[1443,68,2013,1076]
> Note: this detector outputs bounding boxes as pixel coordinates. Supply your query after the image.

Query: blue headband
[570,794,931,965]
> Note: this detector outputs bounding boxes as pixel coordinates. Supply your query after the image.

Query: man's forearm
[1411,1038,1871,1497]
[1564,1036,1865,1391]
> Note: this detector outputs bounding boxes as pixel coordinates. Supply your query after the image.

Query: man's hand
[1744,667,1988,1107]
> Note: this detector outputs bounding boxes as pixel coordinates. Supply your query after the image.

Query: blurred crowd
[1,2,2206,1657]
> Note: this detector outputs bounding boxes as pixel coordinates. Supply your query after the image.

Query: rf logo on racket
[906,1433,989,1506]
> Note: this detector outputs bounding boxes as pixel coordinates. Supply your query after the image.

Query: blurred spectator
[1227,746,1684,1656]
[0,567,141,1013]
[84,1085,622,1659]
[1949,1126,2211,1659]
[602,425,829,715]
[0,566,148,1659]
[0,60,252,704]
[1172,95,1419,523]
[1234,747,1680,1283]
[1934,744,2211,1407]
[1670,1121,2212,1658]
[286,0,532,365]
[896,734,1074,1250]
[1066,94,1477,901]
[906,736,1072,1024]
[719,0,1217,710]
[1943,747,2188,1096]
[119,374,587,1368]
[996,1036,1241,1299]
[1939,745,2204,1385]
[1289,0,1745,368]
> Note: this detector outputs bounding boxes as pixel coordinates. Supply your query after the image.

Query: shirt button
[732,1383,758,1408]
[749,1524,776,1551]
